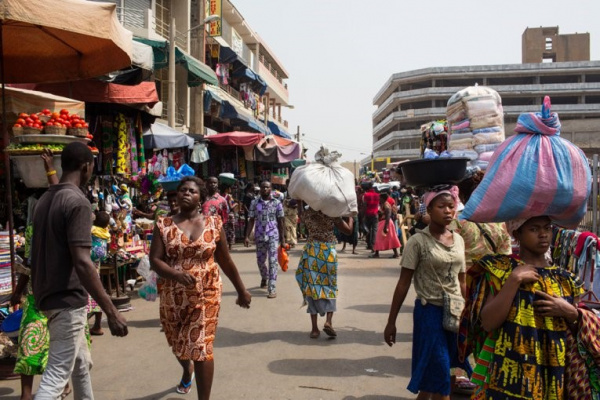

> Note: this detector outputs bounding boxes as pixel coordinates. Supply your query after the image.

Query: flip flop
[176,373,195,394]
[323,323,337,337]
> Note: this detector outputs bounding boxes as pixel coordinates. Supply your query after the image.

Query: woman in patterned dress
[459,216,593,399]
[149,176,251,399]
[296,207,353,339]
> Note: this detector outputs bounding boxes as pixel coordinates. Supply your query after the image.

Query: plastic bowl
[159,180,181,192]
[400,158,469,188]
[11,154,62,188]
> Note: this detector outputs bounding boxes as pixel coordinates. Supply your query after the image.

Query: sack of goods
[288,146,358,218]
[446,85,505,170]
[461,96,591,229]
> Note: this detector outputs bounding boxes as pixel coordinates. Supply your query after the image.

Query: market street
[0,242,469,400]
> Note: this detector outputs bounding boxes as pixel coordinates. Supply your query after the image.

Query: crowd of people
[6,139,600,400]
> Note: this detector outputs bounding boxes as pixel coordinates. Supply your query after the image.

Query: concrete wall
[522,27,590,63]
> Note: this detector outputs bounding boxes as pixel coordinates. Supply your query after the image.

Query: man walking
[363,182,380,252]
[244,181,284,298]
[31,142,128,399]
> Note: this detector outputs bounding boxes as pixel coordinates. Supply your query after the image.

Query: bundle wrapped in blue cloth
[158,164,196,191]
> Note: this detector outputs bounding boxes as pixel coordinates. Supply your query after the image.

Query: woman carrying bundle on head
[384,185,472,400]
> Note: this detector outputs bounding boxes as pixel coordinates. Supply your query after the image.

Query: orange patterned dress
[156,216,223,361]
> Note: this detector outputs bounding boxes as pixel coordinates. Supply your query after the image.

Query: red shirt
[363,190,380,217]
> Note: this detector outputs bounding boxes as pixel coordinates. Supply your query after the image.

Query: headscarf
[423,185,459,208]
[505,218,528,237]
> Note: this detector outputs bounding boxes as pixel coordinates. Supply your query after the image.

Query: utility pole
[168,9,176,128]
[296,125,300,142]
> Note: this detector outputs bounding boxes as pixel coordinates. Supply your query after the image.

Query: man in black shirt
[31,142,128,399]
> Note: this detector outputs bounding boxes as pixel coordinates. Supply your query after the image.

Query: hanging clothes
[191,143,210,163]
[115,113,128,175]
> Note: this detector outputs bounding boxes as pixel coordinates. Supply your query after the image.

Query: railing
[219,83,241,103]
[259,54,284,85]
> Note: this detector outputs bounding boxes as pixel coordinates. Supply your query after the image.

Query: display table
[100,248,144,309]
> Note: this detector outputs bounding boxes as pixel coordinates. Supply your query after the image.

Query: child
[384,186,471,399]
[88,211,111,335]
[459,216,593,399]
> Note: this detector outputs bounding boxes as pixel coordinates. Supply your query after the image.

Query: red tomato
[82,122,89,128]
[64,122,72,128]
[15,118,25,125]
[42,109,51,115]
[46,122,54,127]
[60,109,69,115]
[18,112,29,119]
[51,112,60,119]
[74,123,83,128]
[13,123,22,128]
[30,113,39,120]
[33,123,41,129]
[25,117,33,125]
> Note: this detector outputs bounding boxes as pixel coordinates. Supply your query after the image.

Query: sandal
[175,373,195,394]
[453,377,477,395]
[323,323,337,337]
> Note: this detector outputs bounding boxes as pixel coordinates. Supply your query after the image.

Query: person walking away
[363,183,379,252]
[87,210,111,336]
[244,181,284,298]
[30,142,128,399]
[202,176,228,227]
[241,183,256,236]
[296,208,353,338]
[221,184,238,250]
[370,193,401,259]
[283,198,298,248]
[384,186,471,400]
[150,176,251,399]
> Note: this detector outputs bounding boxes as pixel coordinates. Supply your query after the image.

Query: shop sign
[231,29,243,56]
[205,0,222,37]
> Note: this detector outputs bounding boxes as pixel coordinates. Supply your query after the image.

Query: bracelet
[46,170,57,177]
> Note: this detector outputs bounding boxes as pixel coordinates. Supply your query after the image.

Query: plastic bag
[288,146,357,217]
[278,246,289,272]
[461,97,591,229]
[136,255,157,301]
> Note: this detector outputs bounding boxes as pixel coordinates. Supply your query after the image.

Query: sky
[234,0,600,163]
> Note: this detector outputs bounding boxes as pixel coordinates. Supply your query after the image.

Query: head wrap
[505,218,528,237]
[424,185,459,208]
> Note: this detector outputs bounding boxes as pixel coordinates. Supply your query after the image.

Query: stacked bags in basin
[446,85,505,170]
[461,96,591,229]
[288,146,357,218]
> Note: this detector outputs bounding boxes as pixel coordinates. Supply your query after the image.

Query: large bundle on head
[461,96,591,229]
[446,85,505,170]
[288,146,358,217]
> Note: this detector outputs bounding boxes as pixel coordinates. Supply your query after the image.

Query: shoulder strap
[475,223,497,253]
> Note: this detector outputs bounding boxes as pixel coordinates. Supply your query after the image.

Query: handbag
[442,291,465,333]
[433,267,465,333]
[475,223,497,253]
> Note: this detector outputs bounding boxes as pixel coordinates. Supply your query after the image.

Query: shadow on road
[346,303,414,315]
[126,387,183,400]
[267,355,410,378]
[0,386,18,400]
[216,326,412,348]
[126,318,161,329]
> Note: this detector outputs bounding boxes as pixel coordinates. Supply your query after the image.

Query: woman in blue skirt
[384,185,472,399]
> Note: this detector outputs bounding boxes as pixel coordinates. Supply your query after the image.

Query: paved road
[0,241,469,399]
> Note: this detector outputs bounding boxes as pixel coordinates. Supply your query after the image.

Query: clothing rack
[552,227,600,306]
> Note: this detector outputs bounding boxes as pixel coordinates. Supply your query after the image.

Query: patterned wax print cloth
[202,193,228,224]
[248,196,283,242]
[459,254,584,399]
[156,216,223,361]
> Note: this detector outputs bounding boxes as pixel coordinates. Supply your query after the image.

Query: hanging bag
[432,265,465,333]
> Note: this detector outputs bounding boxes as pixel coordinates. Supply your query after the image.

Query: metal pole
[593,154,598,234]
[0,22,16,293]
[198,0,205,136]
[168,13,176,128]
[296,125,300,142]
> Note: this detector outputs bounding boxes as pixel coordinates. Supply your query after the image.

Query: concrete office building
[369,27,600,169]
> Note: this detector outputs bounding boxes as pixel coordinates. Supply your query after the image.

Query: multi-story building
[93,0,291,136]
[369,27,600,169]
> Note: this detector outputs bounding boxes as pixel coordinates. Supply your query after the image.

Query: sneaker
[267,292,277,299]
[260,279,267,289]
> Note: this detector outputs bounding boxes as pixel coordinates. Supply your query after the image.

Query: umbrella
[143,123,194,150]
[0,0,133,294]
[0,0,132,83]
